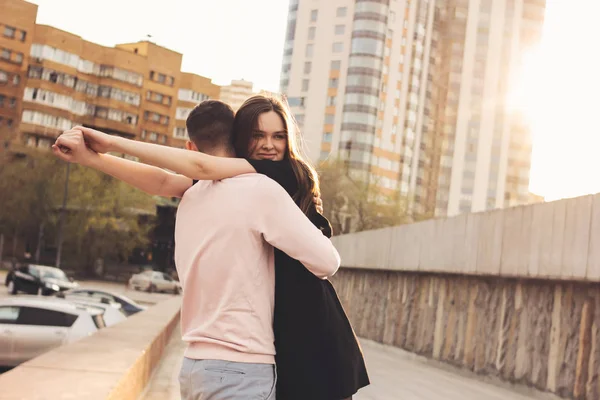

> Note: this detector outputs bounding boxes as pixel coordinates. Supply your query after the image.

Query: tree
[0,151,155,274]
[317,157,412,235]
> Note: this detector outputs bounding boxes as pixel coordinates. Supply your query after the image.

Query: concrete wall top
[332,193,600,281]
[0,297,181,400]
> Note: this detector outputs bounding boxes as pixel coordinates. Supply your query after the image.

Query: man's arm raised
[53,130,193,198]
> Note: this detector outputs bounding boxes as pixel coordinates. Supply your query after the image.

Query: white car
[129,270,181,294]
[0,297,104,367]
[62,297,127,327]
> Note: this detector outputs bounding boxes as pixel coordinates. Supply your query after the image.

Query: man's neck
[204,149,236,158]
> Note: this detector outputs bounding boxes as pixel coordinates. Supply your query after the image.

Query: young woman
[214,95,369,400]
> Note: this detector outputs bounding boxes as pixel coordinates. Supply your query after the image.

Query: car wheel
[148,284,156,293]
[7,280,17,295]
[37,287,43,296]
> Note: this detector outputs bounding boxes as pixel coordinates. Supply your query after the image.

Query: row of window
[31,44,144,87]
[305,42,344,58]
[143,111,170,126]
[27,66,141,106]
[178,89,210,103]
[1,48,24,64]
[149,71,175,87]
[307,24,346,40]
[173,126,189,139]
[146,90,172,106]
[141,129,167,144]
[3,25,27,42]
[310,7,347,22]
[0,69,20,85]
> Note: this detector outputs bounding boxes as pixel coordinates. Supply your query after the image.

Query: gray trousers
[179,358,277,400]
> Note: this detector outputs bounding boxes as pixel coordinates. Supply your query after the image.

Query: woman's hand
[314,196,324,214]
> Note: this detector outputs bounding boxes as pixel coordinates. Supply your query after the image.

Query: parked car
[5,264,78,296]
[62,298,126,327]
[129,270,181,294]
[0,297,104,367]
[56,289,147,316]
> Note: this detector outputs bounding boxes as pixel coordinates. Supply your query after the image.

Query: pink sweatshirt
[174,173,340,364]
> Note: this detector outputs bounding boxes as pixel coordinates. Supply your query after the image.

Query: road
[0,269,176,305]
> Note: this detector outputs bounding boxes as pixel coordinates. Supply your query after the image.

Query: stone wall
[330,194,600,399]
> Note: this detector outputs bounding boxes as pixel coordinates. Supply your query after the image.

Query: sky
[28,0,599,201]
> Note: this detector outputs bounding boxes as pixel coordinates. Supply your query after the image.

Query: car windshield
[40,267,67,280]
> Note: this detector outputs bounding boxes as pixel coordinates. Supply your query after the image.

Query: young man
[53,100,339,399]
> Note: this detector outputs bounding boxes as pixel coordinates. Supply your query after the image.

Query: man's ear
[185,140,198,151]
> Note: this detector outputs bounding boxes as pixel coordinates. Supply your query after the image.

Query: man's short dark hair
[186,100,235,153]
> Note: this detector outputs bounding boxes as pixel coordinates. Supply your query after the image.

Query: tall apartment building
[0,0,220,154]
[280,0,545,217]
[219,79,254,111]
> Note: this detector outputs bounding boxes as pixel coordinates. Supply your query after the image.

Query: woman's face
[248,111,288,161]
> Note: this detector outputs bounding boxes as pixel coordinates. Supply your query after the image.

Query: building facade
[280,0,545,217]
[219,79,254,111]
[0,0,221,155]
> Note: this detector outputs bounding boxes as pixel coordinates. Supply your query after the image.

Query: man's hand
[314,195,323,214]
[52,130,98,166]
[72,125,114,154]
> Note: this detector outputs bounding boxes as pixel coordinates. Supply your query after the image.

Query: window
[302,79,309,91]
[168,76,175,86]
[310,10,318,22]
[4,26,16,39]
[327,96,336,106]
[331,60,341,70]
[337,7,347,17]
[332,42,343,53]
[149,132,158,141]
[0,306,19,324]
[14,52,23,64]
[324,114,335,124]
[0,95,4,107]
[308,27,316,40]
[329,78,339,88]
[174,127,188,139]
[150,71,155,80]
[295,114,305,124]
[1,49,9,60]
[323,132,333,142]
[9,98,16,108]
[158,73,166,84]
[12,74,19,85]
[0,70,7,82]
[20,30,26,42]
[17,307,77,327]
[305,44,314,57]
[335,25,345,35]
[304,62,311,74]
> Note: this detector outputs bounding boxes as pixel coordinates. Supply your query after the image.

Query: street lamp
[55,162,70,268]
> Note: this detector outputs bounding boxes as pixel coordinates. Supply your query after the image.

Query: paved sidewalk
[144,326,556,400]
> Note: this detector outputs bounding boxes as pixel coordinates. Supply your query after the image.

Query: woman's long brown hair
[233,95,320,215]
